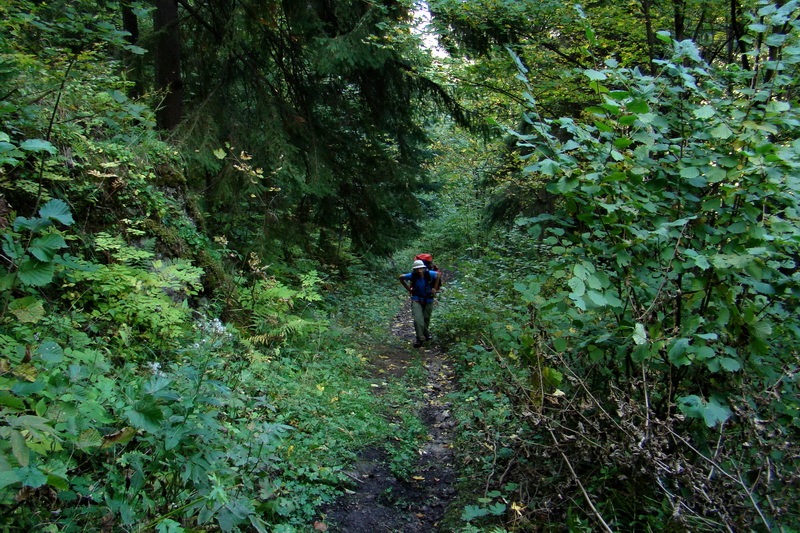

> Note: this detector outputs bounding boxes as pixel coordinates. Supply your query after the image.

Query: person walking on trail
[399,259,440,348]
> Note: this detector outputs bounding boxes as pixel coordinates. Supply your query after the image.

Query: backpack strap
[423,270,437,297]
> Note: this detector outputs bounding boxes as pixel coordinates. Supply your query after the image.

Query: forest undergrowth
[317,294,460,533]
[4,1,800,531]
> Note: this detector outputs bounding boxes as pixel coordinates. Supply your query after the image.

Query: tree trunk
[730,0,750,70]
[672,0,686,41]
[121,2,144,99]
[154,0,183,130]
[638,0,657,74]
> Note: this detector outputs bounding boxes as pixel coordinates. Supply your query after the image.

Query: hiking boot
[413,339,424,348]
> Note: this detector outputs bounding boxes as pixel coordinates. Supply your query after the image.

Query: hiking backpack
[414,253,439,272]
[414,253,442,293]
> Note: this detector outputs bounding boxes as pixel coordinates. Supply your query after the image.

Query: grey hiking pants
[412,300,434,341]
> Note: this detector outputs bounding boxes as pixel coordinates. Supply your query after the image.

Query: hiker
[399,259,440,347]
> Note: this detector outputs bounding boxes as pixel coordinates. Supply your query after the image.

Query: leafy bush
[498,16,800,531]
[0,202,397,531]
[424,5,800,531]
[0,7,409,529]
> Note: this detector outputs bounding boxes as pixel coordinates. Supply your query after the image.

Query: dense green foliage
[163,0,474,261]
[0,2,434,531]
[3,0,800,531]
[424,1,800,531]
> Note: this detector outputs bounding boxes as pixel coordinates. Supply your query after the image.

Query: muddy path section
[318,300,458,533]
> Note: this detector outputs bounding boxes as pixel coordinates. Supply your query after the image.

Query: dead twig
[548,428,614,533]
[665,427,772,531]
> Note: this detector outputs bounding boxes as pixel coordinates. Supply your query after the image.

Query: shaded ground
[318,300,458,532]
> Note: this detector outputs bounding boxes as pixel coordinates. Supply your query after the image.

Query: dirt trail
[318,300,459,532]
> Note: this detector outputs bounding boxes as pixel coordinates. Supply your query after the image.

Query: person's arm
[399,274,412,294]
[432,271,442,293]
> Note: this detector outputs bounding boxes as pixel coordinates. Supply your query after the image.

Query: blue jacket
[402,270,438,303]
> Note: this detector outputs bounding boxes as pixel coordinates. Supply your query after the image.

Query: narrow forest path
[318,300,459,532]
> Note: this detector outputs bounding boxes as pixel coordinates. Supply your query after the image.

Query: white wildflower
[147,361,166,377]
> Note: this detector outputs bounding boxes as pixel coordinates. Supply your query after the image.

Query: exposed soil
[317,300,459,532]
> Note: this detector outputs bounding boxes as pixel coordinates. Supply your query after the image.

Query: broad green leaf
[710,123,733,139]
[568,277,585,296]
[145,376,175,397]
[590,271,610,289]
[633,323,647,345]
[13,216,51,232]
[462,505,490,522]
[749,320,772,339]
[2,234,22,260]
[765,33,787,47]
[0,391,25,410]
[38,341,64,366]
[542,367,563,388]
[720,357,742,372]
[656,31,672,42]
[10,430,29,466]
[584,69,607,81]
[702,399,732,427]
[46,473,69,491]
[765,100,790,113]
[589,346,605,362]
[614,138,633,149]
[637,112,658,124]
[39,199,74,226]
[586,273,603,290]
[705,166,726,183]
[0,470,21,491]
[29,233,67,261]
[678,395,731,428]
[594,121,613,132]
[694,346,715,360]
[11,415,56,434]
[14,465,48,488]
[539,158,559,175]
[693,106,716,118]
[553,337,568,352]
[678,395,704,417]
[125,44,148,55]
[668,338,691,366]
[626,100,649,114]
[488,502,507,515]
[19,139,56,155]
[165,430,184,451]
[17,258,55,286]
[554,176,579,193]
[680,167,700,179]
[156,519,185,533]
[126,400,164,433]
[213,148,226,159]
[586,290,607,306]
[509,48,529,74]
